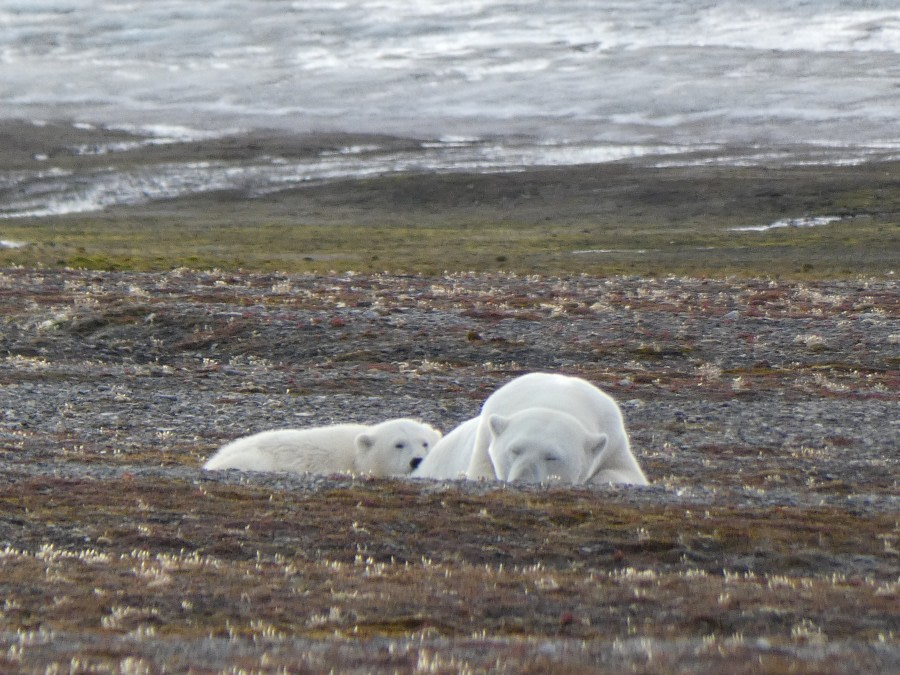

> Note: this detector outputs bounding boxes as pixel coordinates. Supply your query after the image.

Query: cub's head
[486,410,607,484]
[354,419,442,476]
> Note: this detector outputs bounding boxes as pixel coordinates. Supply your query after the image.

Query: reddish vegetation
[0,268,897,672]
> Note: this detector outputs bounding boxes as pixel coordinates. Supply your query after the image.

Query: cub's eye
[394,442,406,450]
[422,442,429,449]
[544,454,559,462]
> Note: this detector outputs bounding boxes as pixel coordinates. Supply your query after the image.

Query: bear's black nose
[410,457,423,470]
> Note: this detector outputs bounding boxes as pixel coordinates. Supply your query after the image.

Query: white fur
[412,417,480,480]
[463,373,647,485]
[203,418,441,477]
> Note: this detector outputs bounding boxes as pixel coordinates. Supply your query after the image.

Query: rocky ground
[0,267,897,672]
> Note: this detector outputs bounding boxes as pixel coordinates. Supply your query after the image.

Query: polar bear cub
[459,373,647,485]
[203,418,441,477]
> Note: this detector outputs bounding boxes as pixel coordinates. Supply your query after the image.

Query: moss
[2,161,897,278]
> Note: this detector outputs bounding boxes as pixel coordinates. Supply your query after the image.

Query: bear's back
[204,424,368,473]
[482,373,623,436]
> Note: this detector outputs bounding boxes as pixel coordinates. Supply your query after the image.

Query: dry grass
[1,473,897,672]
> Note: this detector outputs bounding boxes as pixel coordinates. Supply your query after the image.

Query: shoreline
[2,118,900,211]
[5,117,900,171]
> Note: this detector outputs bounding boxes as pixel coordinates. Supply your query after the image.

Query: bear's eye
[544,454,559,462]
[422,441,429,449]
[394,442,406,450]
[510,446,524,457]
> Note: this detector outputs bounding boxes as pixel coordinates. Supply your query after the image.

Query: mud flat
[0,267,897,672]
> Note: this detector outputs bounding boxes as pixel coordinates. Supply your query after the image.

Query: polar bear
[203,418,441,477]
[457,373,647,485]
[412,417,480,480]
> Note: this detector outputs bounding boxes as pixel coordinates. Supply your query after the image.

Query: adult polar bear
[204,419,441,477]
[414,373,647,485]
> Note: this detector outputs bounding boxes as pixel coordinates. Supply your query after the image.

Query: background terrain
[1,133,898,672]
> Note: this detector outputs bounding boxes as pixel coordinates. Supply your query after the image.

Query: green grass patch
[2,162,898,278]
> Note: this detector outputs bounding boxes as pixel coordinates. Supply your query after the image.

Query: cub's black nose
[410,457,423,470]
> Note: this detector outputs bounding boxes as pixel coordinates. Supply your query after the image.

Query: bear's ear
[356,433,376,453]
[584,433,609,481]
[488,414,509,438]
[422,424,442,442]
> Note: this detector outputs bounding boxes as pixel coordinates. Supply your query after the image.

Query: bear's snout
[410,457,423,470]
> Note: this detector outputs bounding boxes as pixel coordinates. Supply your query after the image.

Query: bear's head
[354,419,442,476]
[486,409,607,484]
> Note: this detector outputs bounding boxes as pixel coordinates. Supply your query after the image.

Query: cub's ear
[585,433,610,481]
[487,414,509,438]
[355,433,376,453]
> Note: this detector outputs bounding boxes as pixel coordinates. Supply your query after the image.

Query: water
[2,0,899,218]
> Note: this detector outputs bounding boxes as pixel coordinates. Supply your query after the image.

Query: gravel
[2,268,896,488]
